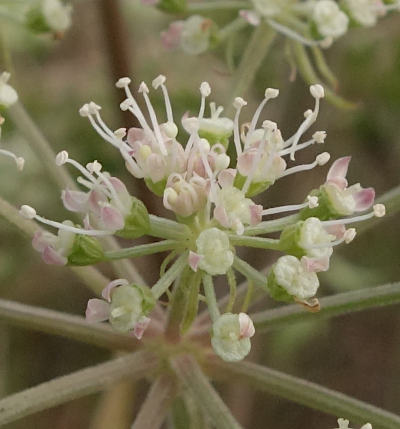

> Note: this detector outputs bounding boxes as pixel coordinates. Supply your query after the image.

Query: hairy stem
[0,299,137,351]
[131,375,176,429]
[233,256,268,291]
[209,359,400,429]
[171,355,243,429]
[152,253,188,299]
[251,282,400,332]
[229,234,281,250]
[149,215,190,240]
[104,240,179,260]
[0,351,158,426]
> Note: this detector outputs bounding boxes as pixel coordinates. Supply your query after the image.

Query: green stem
[171,355,243,429]
[131,375,176,429]
[152,253,188,299]
[202,274,220,322]
[149,215,190,240]
[226,269,237,313]
[218,18,247,42]
[311,46,338,90]
[0,298,137,351]
[187,1,249,12]
[9,102,77,191]
[251,282,400,332]
[226,23,276,109]
[0,351,159,426]
[0,195,108,295]
[229,234,281,250]
[233,256,268,291]
[291,41,357,110]
[104,240,179,260]
[244,214,299,236]
[209,359,400,429]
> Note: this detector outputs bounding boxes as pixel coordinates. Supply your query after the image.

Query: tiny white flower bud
[55,150,69,166]
[116,77,131,88]
[138,82,149,93]
[200,82,211,97]
[79,104,90,117]
[307,195,319,208]
[313,131,327,143]
[344,228,356,243]
[316,152,330,165]
[310,84,325,99]
[152,75,166,89]
[264,88,279,99]
[233,97,247,108]
[114,128,127,139]
[373,204,385,217]
[161,122,178,139]
[20,205,37,219]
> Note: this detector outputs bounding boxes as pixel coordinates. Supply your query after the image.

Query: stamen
[139,82,168,156]
[280,152,330,178]
[262,196,318,216]
[233,97,247,157]
[0,149,24,170]
[248,88,279,137]
[56,151,98,185]
[199,82,211,120]
[322,204,386,227]
[152,75,174,124]
[279,131,326,156]
[19,205,112,236]
[304,228,356,249]
[285,85,325,161]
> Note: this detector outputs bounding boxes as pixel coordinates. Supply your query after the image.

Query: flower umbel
[22,76,385,362]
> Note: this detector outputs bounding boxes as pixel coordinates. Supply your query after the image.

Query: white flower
[195,228,234,275]
[211,313,255,361]
[299,217,335,261]
[313,0,349,39]
[180,15,213,55]
[0,72,18,108]
[343,0,385,26]
[273,255,320,299]
[42,0,72,33]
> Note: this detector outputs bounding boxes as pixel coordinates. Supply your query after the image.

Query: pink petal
[213,205,230,228]
[161,21,184,51]
[88,189,107,215]
[326,177,348,189]
[324,224,345,239]
[61,190,88,212]
[239,10,260,26]
[132,316,151,340]
[250,204,262,226]
[32,231,54,252]
[218,168,237,188]
[108,177,128,194]
[85,299,110,323]
[127,127,147,146]
[102,279,129,302]
[326,156,351,187]
[238,313,255,338]
[353,187,375,212]
[237,150,257,176]
[100,206,125,231]
[188,251,203,272]
[301,256,330,273]
[42,246,68,266]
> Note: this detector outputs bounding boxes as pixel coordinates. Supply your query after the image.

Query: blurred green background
[0,0,399,428]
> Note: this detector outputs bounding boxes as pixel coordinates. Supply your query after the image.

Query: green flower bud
[211,313,254,362]
[268,255,319,302]
[109,284,155,332]
[116,197,150,239]
[67,234,104,266]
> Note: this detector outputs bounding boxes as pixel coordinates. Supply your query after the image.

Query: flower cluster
[20,76,385,362]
